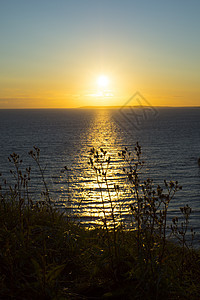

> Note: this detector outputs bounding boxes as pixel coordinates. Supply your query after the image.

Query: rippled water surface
[0,108,200,232]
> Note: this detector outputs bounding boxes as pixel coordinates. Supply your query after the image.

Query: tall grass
[0,144,200,299]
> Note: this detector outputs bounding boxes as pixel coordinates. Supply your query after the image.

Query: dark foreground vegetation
[0,145,200,299]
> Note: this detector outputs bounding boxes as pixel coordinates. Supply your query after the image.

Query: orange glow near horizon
[0,57,200,109]
[1,66,200,108]
[0,67,200,109]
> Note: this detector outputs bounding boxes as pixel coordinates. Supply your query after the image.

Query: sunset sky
[0,0,200,108]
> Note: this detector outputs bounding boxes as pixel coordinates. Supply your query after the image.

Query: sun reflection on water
[60,109,133,227]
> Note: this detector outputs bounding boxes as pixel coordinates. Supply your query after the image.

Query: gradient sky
[0,0,200,108]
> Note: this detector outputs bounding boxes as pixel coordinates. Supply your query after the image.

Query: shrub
[0,144,199,299]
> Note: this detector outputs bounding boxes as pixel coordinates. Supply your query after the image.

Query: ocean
[0,108,200,236]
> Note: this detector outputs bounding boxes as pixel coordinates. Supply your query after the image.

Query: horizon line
[0,105,200,110]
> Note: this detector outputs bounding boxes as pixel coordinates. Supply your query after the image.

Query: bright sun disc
[97,75,109,87]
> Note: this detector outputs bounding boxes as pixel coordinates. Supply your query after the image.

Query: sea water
[0,108,200,236]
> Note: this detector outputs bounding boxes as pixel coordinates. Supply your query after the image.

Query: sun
[86,74,114,99]
[97,75,109,88]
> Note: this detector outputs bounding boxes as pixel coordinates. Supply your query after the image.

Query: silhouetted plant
[29,146,52,210]
[89,143,185,294]
[170,204,196,274]
[7,152,32,229]
[89,147,118,272]
[118,144,183,292]
[0,148,86,299]
[0,145,200,299]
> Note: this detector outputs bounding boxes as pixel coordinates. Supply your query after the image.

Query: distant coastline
[79,105,200,109]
